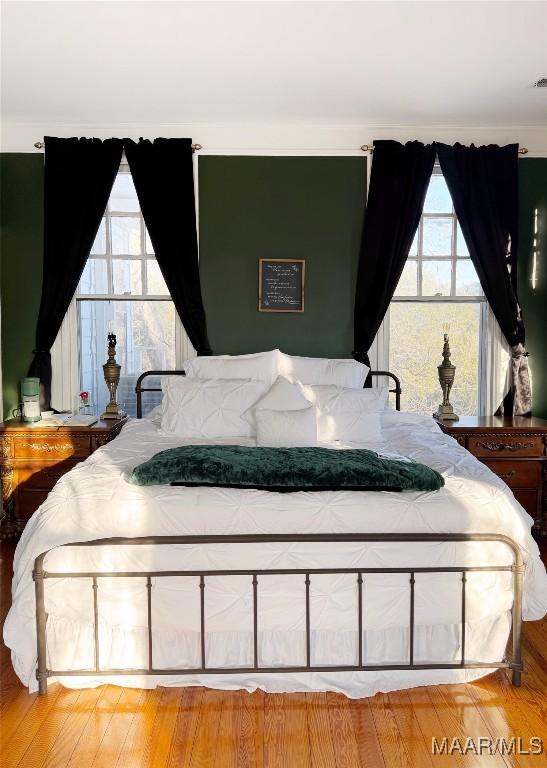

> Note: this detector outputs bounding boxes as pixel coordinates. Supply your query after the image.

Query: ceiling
[2,1,547,128]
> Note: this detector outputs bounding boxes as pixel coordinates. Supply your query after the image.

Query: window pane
[146,260,169,295]
[79,300,176,417]
[79,259,108,294]
[422,260,452,296]
[409,230,418,256]
[112,259,142,295]
[456,223,469,256]
[109,173,140,212]
[111,217,141,255]
[145,229,155,254]
[456,260,482,296]
[90,219,106,255]
[394,260,418,297]
[422,218,453,256]
[423,175,453,214]
[389,302,480,416]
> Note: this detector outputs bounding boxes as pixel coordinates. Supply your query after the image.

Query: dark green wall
[198,156,366,358]
[0,154,44,416]
[518,158,547,419]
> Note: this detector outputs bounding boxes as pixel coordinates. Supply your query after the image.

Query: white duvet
[4,410,547,698]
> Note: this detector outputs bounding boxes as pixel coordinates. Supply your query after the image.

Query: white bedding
[4,410,547,698]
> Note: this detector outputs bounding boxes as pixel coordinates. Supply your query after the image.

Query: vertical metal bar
[512,561,525,686]
[252,575,258,669]
[34,555,48,695]
[146,577,153,671]
[305,574,311,668]
[357,573,363,667]
[199,575,206,670]
[409,572,415,666]
[460,572,466,666]
[92,577,99,672]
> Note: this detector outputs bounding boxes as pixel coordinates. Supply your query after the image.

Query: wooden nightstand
[437,416,547,537]
[0,417,126,539]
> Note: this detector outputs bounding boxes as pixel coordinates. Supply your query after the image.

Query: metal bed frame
[33,370,524,694]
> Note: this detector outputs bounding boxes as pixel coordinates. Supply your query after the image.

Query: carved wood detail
[475,440,535,452]
[20,442,75,453]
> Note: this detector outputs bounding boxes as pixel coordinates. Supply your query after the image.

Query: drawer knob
[476,440,534,452]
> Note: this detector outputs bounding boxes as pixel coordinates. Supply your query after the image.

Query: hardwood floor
[1,539,546,767]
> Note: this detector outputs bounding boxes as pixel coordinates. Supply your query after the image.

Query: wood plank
[90,687,146,768]
[406,686,467,768]
[1,686,63,767]
[213,690,241,768]
[64,684,123,768]
[189,688,225,768]
[466,682,544,768]
[41,686,104,768]
[113,687,162,768]
[325,690,361,768]
[306,692,338,768]
[368,691,415,768]
[435,684,508,768]
[236,689,265,767]
[263,691,315,767]
[386,690,436,768]
[138,687,182,768]
[12,687,82,768]
[166,686,204,768]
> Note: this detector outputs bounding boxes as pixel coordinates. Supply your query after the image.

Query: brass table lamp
[433,333,459,422]
[100,333,125,420]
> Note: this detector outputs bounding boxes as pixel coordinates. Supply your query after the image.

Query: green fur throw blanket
[129,445,444,493]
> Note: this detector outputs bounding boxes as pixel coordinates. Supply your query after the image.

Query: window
[389,167,487,415]
[76,160,176,417]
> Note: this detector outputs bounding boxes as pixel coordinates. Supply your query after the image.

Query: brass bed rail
[134,369,403,417]
[33,532,524,694]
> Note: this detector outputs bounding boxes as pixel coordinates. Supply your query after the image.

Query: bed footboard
[33,533,524,695]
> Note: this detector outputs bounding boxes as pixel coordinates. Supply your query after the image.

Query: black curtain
[124,138,212,356]
[29,137,123,409]
[353,140,436,370]
[436,142,531,414]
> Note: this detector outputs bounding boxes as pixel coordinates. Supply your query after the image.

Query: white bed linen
[4,411,547,698]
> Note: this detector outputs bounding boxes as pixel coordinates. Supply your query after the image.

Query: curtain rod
[360,144,529,154]
[33,140,528,155]
[33,141,203,152]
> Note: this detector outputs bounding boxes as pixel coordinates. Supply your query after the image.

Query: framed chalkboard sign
[258,259,305,313]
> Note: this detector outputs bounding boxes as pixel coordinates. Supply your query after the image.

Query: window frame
[389,164,488,416]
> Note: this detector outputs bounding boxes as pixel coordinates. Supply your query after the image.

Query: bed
[4,364,547,699]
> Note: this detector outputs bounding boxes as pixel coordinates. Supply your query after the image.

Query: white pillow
[160,377,269,438]
[256,407,318,447]
[242,375,312,428]
[184,350,280,386]
[279,352,369,388]
[302,385,385,442]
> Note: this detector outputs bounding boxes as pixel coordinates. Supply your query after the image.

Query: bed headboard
[135,369,401,418]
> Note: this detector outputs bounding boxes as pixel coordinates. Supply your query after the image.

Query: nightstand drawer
[468,435,543,458]
[13,436,90,460]
[17,461,82,490]
[482,460,541,487]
